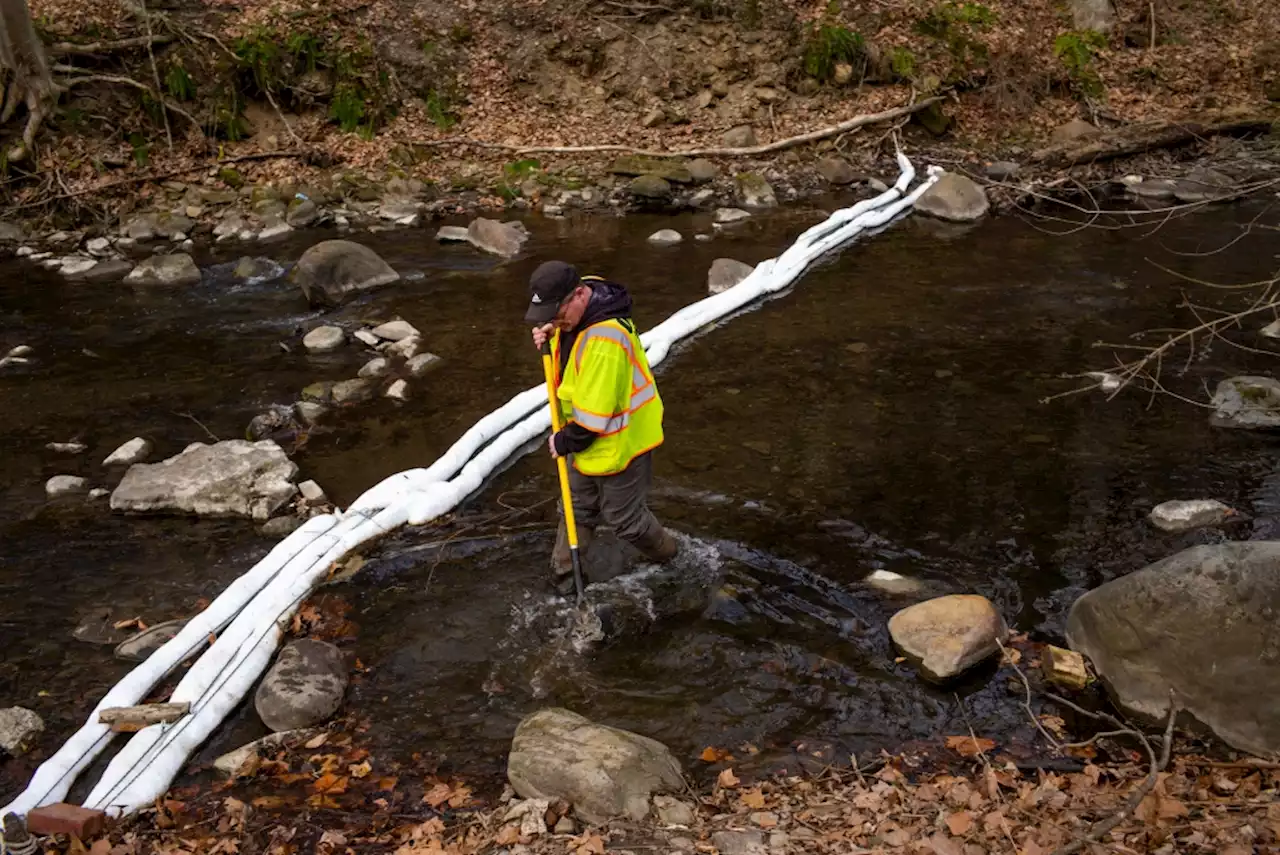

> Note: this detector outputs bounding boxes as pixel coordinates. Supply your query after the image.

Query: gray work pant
[551,451,665,572]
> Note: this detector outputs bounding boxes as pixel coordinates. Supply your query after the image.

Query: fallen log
[1031,112,1276,167]
[98,702,190,733]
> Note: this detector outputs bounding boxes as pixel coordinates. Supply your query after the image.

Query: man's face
[553,286,590,330]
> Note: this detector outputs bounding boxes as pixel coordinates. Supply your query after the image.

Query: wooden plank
[98,702,190,732]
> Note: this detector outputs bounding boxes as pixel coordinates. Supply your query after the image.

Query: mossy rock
[610,156,693,184]
[913,102,951,137]
[628,174,673,199]
[218,167,244,189]
[301,381,335,404]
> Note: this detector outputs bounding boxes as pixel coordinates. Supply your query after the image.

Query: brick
[1042,645,1090,690]
[25,803,107,839]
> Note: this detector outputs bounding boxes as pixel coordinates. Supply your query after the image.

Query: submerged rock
[708,258,754,294]
[1148,499,1236,533]
[1210,376,1280,429]
[507,707,685,823]
[0,707,44,755]
[303,325,345,352]
[435,225,471,242]
[292,240,400,307]
[406,352,443,377]
[110,439,298,520]
[46,475,88,497]
[647,229,683,245]
[114,618,187,662]
[255,639,348,732]
[466,218,527,257]
[232,256,282,283]
[915,173,990,222]
[713,207,751,225]
[84,259,135,284]
[124,253,202,287]
[628,175,672,201]
[371,320,418,341]
[1066,541,1280,757]
[104,437,152,467]
[888,594,1007,682]
[331,378,375,405]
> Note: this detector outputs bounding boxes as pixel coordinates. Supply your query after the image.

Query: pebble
[385,379,410,401]
[46,442,87,454]
[406,352,442,377]
[303,325,345,352]
[371,320,419,342]
[713,207,752,225]
[8,345,32,358]
[353,329,381,347]
[298,480,326,502]
[16,246,33,257]
[46,475,88,497]
[258,222,292,240]
[86,237,111,256]
[358,357,389,379]
[104,437,152,466]
[88,488,110,499]
[648,229,683,245]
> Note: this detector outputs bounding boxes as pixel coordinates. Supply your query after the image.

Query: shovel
[541,333,586,605]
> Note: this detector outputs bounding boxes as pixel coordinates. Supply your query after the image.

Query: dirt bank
[5,0,1279,240]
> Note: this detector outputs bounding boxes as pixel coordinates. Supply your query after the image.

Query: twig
[1049,694,1178,855]
[56,68,199,129]
[1183,759,1280,770]
[263,85,302,146]
[1148,0,1157,55]
[135,0,172,150]
[51,34,174,56]
[996,638,1062,750]
[955,693,1021,854]
[174,411,219,442]
[416,98,941,158]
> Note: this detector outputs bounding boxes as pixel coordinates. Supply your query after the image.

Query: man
[524,259,678,594]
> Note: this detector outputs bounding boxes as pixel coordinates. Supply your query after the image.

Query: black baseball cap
[524,260,581,324]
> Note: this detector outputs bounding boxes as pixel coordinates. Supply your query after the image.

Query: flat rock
[1066,541,1280,756]
[714,207,751,225]
[46,475,88,497]
[303,325,345,352]
[915,173,990,222]
[124,254,202,287]
[888,594,1007,681]
[648,229,683,245]
[711,830,766,855]
[1210,375,1280,429]
[371,320,418,341]
[467,218,527,257]
[298,479,326,502]
[353,329,381,348]
[985,161,1021,181]
[436,225,471,242]
[214,729,318,775]
[254,639,348,732]
[1127,179,1179,200]
[653,794,696,826]
[59,256,99,278]
[114,618,188,662]
[0,707,44,756]
[609,156,694,184]
[84,259,135,284]
[723,125,758,147]
[507,707,685,824]
[1149,498,1236,532]
[708,258,755,294]
[378,197,421,225]
[110,439,298,521]
[291,240,400,307]
[46,441,86,454]
[385,379,410,400]
[734,173,776,208]
[104,437,153,466]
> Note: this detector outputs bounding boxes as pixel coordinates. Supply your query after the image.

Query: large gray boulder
[507,708,685,823]
[291,240,400,307]
[124,253,202,286]
[915,173,990,222]
[1210,376,1280,429]
[708,258,755,294]
[110,439,299,520]
[1066,542,1280,757]
[734,173,777,208]
[254,639,348,732]
[114,618,188,662]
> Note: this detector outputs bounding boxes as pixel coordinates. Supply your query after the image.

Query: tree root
[50,34,173,57]
[419,97,942,159]
[56,67,199,129]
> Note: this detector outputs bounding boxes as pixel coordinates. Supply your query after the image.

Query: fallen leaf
[375,776,399,791]
[349,760,372,778]
[495,825,521,846]
[312,773,348,795]
[928,833,963,855]
[717,767,740,789]
[572,833,606,855]
[1038,715,1067,738]
[318,830,347,849]
[305,733,330,749]
[448,785,472,808]
[423,782,453,807]
[946,811,973,835]
[251,795,291,809]
[945,735,996,757]
[740,789,766,809]
[89,840,113,855]
[700,746,730,763]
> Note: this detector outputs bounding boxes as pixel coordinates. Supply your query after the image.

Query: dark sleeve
[553,422,597,455]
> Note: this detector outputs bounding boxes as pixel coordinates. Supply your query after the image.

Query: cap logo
[531,294,543,303]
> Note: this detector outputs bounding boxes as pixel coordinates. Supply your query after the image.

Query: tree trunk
[0,0,55,160]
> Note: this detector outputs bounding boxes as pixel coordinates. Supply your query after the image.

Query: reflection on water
[3,198,1280,797]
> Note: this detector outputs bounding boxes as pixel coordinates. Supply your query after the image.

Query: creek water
[3,196,1280,801]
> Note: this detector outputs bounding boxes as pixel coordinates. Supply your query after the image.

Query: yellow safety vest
[552,316,664,476]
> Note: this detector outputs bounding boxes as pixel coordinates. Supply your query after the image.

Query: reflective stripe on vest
[569,324,656,435]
